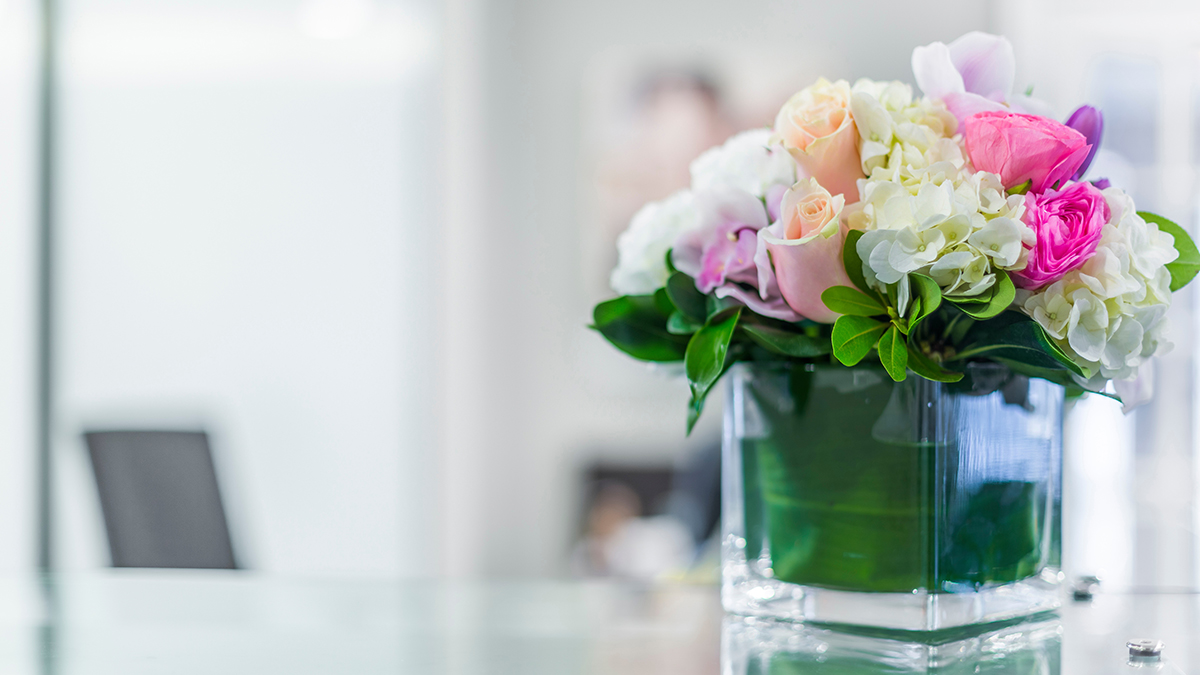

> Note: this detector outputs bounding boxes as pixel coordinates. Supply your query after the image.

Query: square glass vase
[721,361,1063,634]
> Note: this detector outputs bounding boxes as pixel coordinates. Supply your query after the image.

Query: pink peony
[1012,181,1109,289]
[964,111,1091,193]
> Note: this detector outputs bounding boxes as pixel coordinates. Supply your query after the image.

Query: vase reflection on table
[721,362,1063,634]
[722,613,1063,673]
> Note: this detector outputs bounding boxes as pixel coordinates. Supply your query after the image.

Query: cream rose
[754,179,852,323]
[778,178,845,241]
[772,78,864,199]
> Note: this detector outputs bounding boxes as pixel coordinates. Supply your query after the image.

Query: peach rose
[754,179,853,323]
[772,78,864,199]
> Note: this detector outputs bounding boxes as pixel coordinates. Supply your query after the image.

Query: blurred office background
[0,0,1197,586]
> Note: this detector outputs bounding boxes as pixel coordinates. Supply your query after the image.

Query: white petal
[911,41,965,100]
[1113,365,1154,414]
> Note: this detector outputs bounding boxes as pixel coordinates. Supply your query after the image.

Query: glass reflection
[722,615,1061,674]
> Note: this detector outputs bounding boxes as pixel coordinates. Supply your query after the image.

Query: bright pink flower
[964,111,1091,193]
[1012,182,1109,289]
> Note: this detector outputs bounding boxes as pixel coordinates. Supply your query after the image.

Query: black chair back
[84,430,237,569]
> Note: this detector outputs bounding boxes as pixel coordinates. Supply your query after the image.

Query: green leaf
[666,311,702,335]
[908,273,942,327]
[741,323,831,357]
[948,271,1015,319]
[907,344,964,383]
[830,315,888,367]
[1140,211,1200,291]
[821,285,887,316]
[950,311,1085,377]
[664,248,677,275]
[990,357,1077,388]
[686,392,705,435]
[665,272,707,321]
[706,294,742,320]
[683,310,741,434]
[685,308,742,402]
[1029,321,1085,376]
[592,294,689,362]
[653,287,676,315]
[1007,179,1032,196]
[877,325,908,382]
[842,229,876,297]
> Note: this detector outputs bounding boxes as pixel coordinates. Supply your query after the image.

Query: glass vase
[721,361,1063,634]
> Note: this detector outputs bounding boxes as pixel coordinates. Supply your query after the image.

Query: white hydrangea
[1015,187,1179,379]
[689,128,797,197]
[610,190,698,295]
[854,174,1033,302]
[849,79,961,184]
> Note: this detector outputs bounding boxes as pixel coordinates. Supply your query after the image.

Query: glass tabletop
[0,571,1194,674]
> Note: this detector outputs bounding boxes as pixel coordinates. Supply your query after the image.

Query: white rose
[609,191,698,295]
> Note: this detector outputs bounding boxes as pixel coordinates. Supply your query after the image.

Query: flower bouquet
[592,32,1199,633]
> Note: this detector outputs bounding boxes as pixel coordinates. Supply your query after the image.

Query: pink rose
[753,179,852,323]
[772,78,863,199]
[1012,181,1109,289]
[964,111,1091,193]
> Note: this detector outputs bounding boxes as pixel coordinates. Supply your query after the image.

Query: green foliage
[820,285,886,317]
[1140,211,1200,292]
[877,325,908,382]
[950,310,1085,377]
[1007,180,1032,196]
[591,294,688,362]
[705,294,742,320]
[684,308,742,434]
[665,271,707,321]
[906,343,963,382]
[831,315,888,367]
[666,311,702,335]
[908,273,942,328]
[841,229,875,297]
[740,321,831,358]
[946,270,1015,319]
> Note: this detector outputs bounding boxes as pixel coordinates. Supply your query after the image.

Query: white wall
[0,0,38,573]
[53,0,441,576]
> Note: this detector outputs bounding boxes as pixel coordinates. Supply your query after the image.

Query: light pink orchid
[912,32,1053,125]
[672,187,800,321]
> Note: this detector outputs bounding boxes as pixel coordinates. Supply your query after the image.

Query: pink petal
[767,227,853,324]
[714,284,800,322]
[948,31,1014,101]
[942,91,1006,127]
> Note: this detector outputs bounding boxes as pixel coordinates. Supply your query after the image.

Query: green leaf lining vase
[721,362,1063,634]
